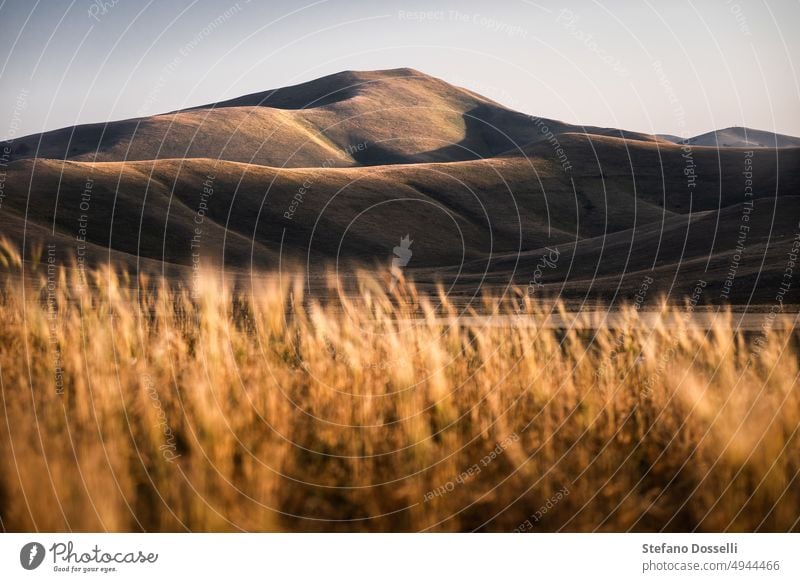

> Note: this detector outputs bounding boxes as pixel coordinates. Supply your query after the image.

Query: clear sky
[1,0,798,140]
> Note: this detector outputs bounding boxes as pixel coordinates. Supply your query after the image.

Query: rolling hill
[1,68,798,305]
[681,126,800,148]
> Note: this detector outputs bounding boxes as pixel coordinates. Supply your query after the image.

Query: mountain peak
[209,67,441,110]
[332,67,429,79]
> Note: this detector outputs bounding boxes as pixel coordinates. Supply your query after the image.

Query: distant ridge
[680,126,800,148]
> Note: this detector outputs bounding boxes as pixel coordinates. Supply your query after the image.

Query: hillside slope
[2,68,798,304]
[1,68,661,168]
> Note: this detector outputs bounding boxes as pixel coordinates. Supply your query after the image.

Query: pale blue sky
[1,0,798,140]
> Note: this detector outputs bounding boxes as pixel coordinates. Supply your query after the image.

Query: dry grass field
[0,239,798,532]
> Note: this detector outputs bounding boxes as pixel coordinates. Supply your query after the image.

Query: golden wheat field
[0,240,798,533]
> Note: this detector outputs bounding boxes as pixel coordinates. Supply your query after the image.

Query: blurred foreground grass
[0,239,798,532]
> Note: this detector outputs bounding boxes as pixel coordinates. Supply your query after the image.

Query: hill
[681,126,800,148]
[1,68,798,305]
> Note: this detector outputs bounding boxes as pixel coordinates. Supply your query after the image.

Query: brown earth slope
[1,68,798,304]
